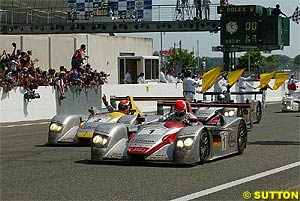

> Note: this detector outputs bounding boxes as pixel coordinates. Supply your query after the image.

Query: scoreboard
[221,17,260,46]
[219,5,290,48]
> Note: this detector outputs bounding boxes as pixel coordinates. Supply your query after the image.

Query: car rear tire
[254,101,262,124]
[199,129,210,163]
[237,121,247,154]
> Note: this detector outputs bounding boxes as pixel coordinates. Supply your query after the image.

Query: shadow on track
[74,159,194,168]
[35,143,90,147]
[248,141,300,146]
[74,153,239,168]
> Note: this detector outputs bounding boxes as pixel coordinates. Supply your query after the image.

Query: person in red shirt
[260,83,272,108]
[71,44,89,70]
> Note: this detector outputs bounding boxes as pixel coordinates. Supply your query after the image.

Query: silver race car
[91,102,249,165]
[282,92,300,112]
[48,96,143,145]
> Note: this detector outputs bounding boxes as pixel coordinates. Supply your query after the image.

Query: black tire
[237,121,247,155]
[199,129,210,163]
[254,101,262,124]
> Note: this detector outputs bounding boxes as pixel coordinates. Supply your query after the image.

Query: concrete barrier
[0,80,287,123]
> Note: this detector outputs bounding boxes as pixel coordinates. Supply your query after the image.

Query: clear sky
[118,0,300,58]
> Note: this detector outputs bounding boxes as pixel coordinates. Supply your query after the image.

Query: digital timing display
[221,17,260,46]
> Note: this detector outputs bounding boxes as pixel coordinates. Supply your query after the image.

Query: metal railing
[0,4,221,25]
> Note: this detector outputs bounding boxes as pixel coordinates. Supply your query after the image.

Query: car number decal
[220,131,228,151]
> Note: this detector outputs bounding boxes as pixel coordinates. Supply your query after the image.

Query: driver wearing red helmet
[168,100,199,126]
[117,99,131,114]
[102,95,132,114]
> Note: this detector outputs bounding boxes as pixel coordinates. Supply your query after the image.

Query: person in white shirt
[183,70,202,102]
[237,73,255,103]
[159,67,169,83]
[137,73,145,84]
[214,73,229,102]
[167,70,179,83]
[124,69,131,84]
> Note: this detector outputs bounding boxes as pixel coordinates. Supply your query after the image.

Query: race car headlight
[92,135,109,147]
[49,123,62,132]
[80,122,85,127]
[224,110,235,117]
[177,140,184,148]
[287,106,291,110]
[176,137,194,148]
[183,138,194,147]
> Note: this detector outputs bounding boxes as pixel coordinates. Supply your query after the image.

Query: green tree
[152,51,159,56]
[261,55,281,72]
[294,55,300,66]
[169,48,197,70]
[237,52,283,73]
[237,51,264,73]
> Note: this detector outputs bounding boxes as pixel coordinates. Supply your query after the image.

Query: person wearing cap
[71,44,89,70]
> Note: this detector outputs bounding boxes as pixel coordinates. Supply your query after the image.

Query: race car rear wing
[110,96,186,102]
[203,91,263,102]
[157,101,254,130]
[157,101,251,112]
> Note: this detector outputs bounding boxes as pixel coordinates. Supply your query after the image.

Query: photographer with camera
[99,71,110,84]
[22,68,40,100]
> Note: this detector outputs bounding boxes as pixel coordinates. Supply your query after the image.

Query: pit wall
[0,80,287,123]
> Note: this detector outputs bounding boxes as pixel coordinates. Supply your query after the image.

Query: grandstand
[0,0,68,25]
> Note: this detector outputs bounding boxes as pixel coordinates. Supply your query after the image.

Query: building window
[145,59,159,80]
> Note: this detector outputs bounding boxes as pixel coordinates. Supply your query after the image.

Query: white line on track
[0,122,49,128]
[171,161,300,201]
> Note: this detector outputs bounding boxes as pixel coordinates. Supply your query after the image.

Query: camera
[24,91,40,100]
[12,43,16,48]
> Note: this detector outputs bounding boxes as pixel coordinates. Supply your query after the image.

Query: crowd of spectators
[0,43,109,99]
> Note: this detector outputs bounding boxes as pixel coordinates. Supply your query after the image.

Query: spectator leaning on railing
[0,43,110,98]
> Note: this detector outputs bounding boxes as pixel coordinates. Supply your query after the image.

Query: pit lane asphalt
[0,103,299,201]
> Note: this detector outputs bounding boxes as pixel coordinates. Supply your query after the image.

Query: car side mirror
[219,115,225,125]
[130,109,136,114]
[137,115,146,124]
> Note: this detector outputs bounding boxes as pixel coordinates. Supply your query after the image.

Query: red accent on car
[206,115,221,125]
[129,133,136,140]
[145,133,178,156]
[164,121,185,128]
[127,133,178,156]
[162,133,177,143]
[127,147,149,154]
